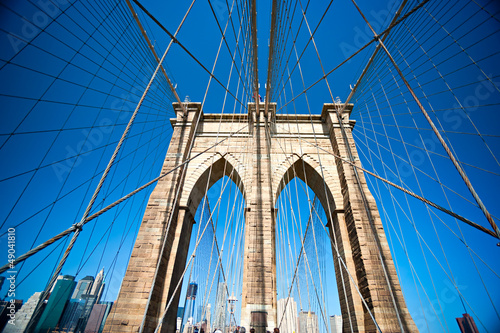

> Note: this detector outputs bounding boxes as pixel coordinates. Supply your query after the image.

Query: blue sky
[0,0,499,332]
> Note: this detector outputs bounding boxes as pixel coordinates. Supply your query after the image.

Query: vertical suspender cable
[250,0,260,117]
[125,0,185,113]
[264,0,278,117]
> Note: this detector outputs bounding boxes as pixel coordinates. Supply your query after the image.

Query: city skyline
[0,0,499,332]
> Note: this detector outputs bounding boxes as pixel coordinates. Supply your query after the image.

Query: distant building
[213,282,226,331]
[0,300,23,332]
[84,301,113,333]
[90,269,104,297]
[3,292,41,333]
[182,282,198,332]
[277,298,297,333]
[456,313,479,333]
[197,305,203,324]
[298,311,319,333]
[74,268,105,332]
[35,275,76,332]
[50,275,65,293]
[205,304,211,333]
[58,299,86,331]
[96,302,113,333]
[329,315,342,333]
[59,269,105,333]
[72,276,94,300]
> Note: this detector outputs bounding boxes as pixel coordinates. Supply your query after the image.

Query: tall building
[277,298,297,333]
[58,299,86,331]
[59,270,104,333]
[75,268,105,333]
[197,305,203,324]
[49,275,64,293]
[205,304,211,333]
[177,306,185,332]
[181,282,198,332]
[96,302,113,333]
[329,315,342,333]
[456,313,479,333]
[213,282,226,331]
[35,275,76,332]
[3,292,41,333]
[298,311,319,333]
[0,300,23,332]
[90,269,104,297]
[84,301,113,333]
[72,276,94,300]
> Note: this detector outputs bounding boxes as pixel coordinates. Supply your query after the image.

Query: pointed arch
[181,153,247,216]
[273,154,339,218]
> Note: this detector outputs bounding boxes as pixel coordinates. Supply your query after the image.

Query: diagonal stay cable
[349,0,500,239]
[289,132,499,239]
[0,121,250,276]
[207,0,252,101]
[24,27,177,333]
[276,0,432,114]
[131,0,247,110]
[124,0,185,112]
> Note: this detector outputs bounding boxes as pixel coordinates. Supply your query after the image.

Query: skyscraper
[181,282,198,332]
[277,298,297,333]
[213,282,226,331]
[59,269,105,333]
[298,311,319,333]
[0,300,23,332]
[329,315,342,333]
[75,268,105,332]
[72,276,94,300]
[96,302,113,333]
[177,306,185,332]
[3,292,41,333]
[84,301,113,333]
[58,299,86,331]
[456,313,479,333]
[35,275,76,332]
[90,269,104,297]
[205,304,211,333]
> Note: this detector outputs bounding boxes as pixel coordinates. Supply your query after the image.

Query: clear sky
[0,0,499,332]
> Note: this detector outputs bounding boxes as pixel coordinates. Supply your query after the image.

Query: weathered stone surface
[104,102,417,333]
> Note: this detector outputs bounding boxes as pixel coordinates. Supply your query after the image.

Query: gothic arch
[181,152,247,216]
[106,103,417,333]
[273,153,339,218]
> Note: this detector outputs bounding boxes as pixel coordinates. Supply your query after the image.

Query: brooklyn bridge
[0,0,499,332]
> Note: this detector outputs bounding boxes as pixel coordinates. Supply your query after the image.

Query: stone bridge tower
[104,102,417,333]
